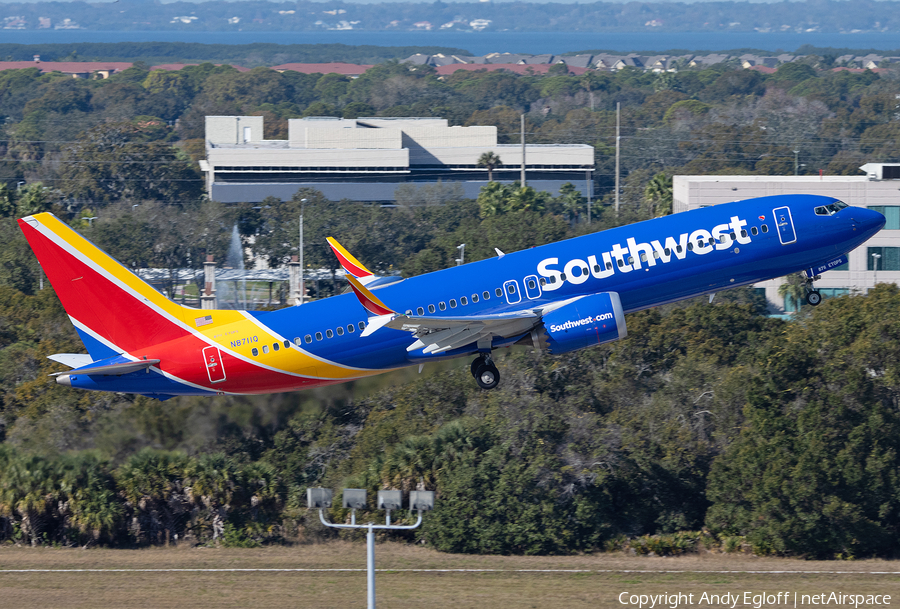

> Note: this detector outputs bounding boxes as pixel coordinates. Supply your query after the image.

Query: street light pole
[872,252,881,290]
[309,488,433,609]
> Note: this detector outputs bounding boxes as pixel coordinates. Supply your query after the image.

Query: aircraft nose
[854,207,886,237]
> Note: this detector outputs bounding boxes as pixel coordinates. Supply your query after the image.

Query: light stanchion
[308,487,435,609]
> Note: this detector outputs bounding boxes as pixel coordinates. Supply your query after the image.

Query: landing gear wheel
[806,290,822,306]
[470,356,486,378]
[474,364,500,390]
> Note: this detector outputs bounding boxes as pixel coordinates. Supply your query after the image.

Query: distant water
[2,29,899,55]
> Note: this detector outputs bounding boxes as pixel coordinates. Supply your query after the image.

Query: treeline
[2,280,900,557]
[0,42,469,66]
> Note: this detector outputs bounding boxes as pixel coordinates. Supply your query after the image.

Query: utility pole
[615,102,621,216]
[793,150,800,176]
[520,113,526,187]
[299,198,307,305]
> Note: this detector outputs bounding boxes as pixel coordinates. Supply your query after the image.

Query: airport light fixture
[308,487,434,609]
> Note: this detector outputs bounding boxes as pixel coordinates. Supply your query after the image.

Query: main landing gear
[805,274,822,306]
[470,354,500,390]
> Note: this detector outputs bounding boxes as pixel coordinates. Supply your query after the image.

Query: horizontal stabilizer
[47,353,94,369]
[52,359,161,377]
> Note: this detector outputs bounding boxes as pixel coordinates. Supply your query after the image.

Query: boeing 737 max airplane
[18,194,884,399]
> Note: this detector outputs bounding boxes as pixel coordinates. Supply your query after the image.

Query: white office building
[673,164,900,312]
[200,116,595,203]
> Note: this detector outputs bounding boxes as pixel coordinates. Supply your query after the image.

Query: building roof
[270,62,373,76]
[436,63,587,76]
[0,61,133,75]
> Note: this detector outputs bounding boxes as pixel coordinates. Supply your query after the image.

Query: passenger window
[417,307,424,315]
[507,284,516,294]
[326,329,334,339]
[665,248,671,256]
[640,253,647,262]
[358,322,366,330]
[316,332,323,341]
[428,304,435,313]
[273,343,280,352]
[627,256,634,264]
[483,291,490,300]
[730,232,736,240]
[336,326,344,336]
[461,296,468,305]
[439,302,446,311]
[527,280,536,289]
[676,245,683,253]
[687,243,694,251]
[252,347,259,356]
[472,294,479,303]
[751,227,758,235]
[405,309,412,315]
[539,278,546,286]
[762,225,769,233]
[450,299,457,308]
[305,335,312,344]
[606,262,613,270]
[495,288,503,297]
[617,259,624,267]
[347,324,355,333]
[741,230,747,238]
[284,340,290,349]
[560,274,567,281]
[294,337,302,346]
[653,251,659,259]
[262,345,269,354]
[593,264,601,273]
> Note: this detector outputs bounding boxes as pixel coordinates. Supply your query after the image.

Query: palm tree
[477,151,503,182]
[116,449,189,545]
[185,453,237,542]
[778,273,808,313]
[62,452,123,546]
[644,172,673,217]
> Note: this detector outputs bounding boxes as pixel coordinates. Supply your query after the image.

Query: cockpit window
[815,200,849,216]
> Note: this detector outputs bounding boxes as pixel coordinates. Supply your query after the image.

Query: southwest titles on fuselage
[537,216,752,290]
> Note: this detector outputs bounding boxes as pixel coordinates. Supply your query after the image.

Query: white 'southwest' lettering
[538,215,752,290]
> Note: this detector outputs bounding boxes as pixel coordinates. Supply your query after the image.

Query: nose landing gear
[470,354,500,390]
[805,273,822,306]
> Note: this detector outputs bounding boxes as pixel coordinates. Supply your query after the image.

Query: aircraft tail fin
[18,213,192,358]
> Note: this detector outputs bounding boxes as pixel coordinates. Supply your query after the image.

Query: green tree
[476,151,503,182]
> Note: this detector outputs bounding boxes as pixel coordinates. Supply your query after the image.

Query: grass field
[0,543,898,609]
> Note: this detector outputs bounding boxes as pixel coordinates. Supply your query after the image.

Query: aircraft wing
[344,274,540,354]
[388,311,539,354]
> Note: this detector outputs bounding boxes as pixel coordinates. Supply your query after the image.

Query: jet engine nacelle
[534,292,627,354]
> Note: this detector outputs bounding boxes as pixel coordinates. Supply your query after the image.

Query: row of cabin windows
[404,288,505,317]
[250,321,368,356]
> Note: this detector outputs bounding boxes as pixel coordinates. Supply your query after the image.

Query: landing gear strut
[470,354,500,390]
[805,273,822,306]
